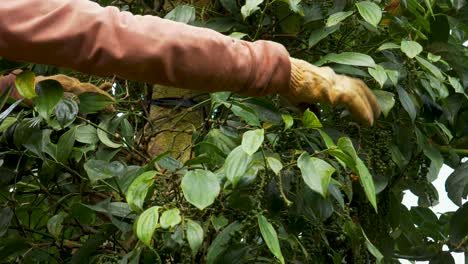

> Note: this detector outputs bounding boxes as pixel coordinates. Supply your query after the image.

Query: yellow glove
[287,58,380,125]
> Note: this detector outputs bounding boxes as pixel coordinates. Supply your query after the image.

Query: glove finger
[353,78,381,119]
[336,83,374,125]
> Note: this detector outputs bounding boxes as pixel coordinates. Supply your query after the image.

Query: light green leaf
[356,158,377,211]
[386,69,399,86]
[241,129,264,155]
[160,208,181,229]
[373,90,395,117]
[0,117,16,133]
[368,65,387,88]
[401,40,423,59]
[397,86,416,121]
[75,124,99,144]
[279,0,303,14]
[308,25,339,47]
[297,153,335,197]
[267,157,283,175]
[355,1,382,27]
[224,146,253,187]
[326,11,354,27]
[377,42,400,52]
[229,103,260,127]
[34,80,64,120]
[136,206,160,247]
[97,118,122,148]
[164,5,196,24]
[78,92,114,114]
[317,52,376,67]
[427,53,441,62]
[449,76,465,94]
[15,70,36,99]
[362,228,384,263]
[337,137,357,161]
[47,212,67,237]
[258,215,285,264]
[318,129,336,148]
[241,0,264,19]
[302,108,322,128]
[228,32,247,39]
[281,114,294,130]
[186,220,204,256]
[415,56,444,81]
[181,169,220,210]
[126,171,157,212]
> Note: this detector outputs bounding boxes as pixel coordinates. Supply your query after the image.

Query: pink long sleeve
[0,0,291,95]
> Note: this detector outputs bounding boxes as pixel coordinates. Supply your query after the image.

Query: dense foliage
[0,0,467,263]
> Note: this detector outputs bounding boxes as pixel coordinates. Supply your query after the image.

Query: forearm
[0,0,291,95]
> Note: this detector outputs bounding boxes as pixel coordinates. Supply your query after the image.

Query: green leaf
[55,98,78,128]
[386,69,399,86]
[258,215,285,264]
[0,117,16,133]
[448,76,465,94]
[75,124,99,144]
[368,65,387,88]
[377,42,400,52]
[160,208,181,229]
[0,207,13,237]
[224,146,253,187]
[356,158,377,211]
[84,160,125,184]
[241,0,264,19]
[186,220,204,256]
[415,128,443,182]
[397,86,417,121]
[47,212,67,238]
[435,121,453,142]
[308,25,339,47]
[220,0,238,13]
[415,56,444,81]
[165,5,196,24]
[297,153,335,197]
[318,129,336,148]
[228,32,247,40]
[317,52,376,67]
[34,80,64,120]
[373,90,395,117]
[337,137,357,161]
[281,114,294,130]
[445,162,468,206]
[136,206,160,247]
[229,102,260,127]
[401,40,423,58]
[211,215,229,232]
[267,157,283,175]
[302,108,322,128]
[241,129,264,155]
[326,11,354,27]
[355,1,382,27]
[15,70,36,99]
[56,127,75,164]
[427,53,441,62]
[449,202,468,245]
[181,169,220,210]
[126,171,157,212]
[362,228,384,263]
[78,92,114,114]
[207,221,242,264]
[97,118,122,148]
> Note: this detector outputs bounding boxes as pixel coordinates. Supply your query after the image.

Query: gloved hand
[286,58,380,125]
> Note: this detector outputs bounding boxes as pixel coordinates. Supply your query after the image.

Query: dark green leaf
[317,52,376,67]
[47,212,67,237]
[78,92,114,114]
[308,25,339,47]
[34,80,64,120]
[207,221,242,264]
[449,202,468,245]
[0,207,13,237]
[397,85,417,121]
[258,215,285,264]
[356,158,377,211]
[84,160,125,185]
[56,127,76,163]
[445,162,468,206]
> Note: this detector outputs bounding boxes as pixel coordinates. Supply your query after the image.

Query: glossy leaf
[401,40,423,58]
[415,56,444,80]
[317,52,376,67]
[297,152,335,197]
[97,118,122,148]
[164,5,195,24]
[326,11,354,27]
[126,171,157,212]
[368,65,387,88]
[377,42,400,51]
[241,128,264,155]
[224,146,253,187]
[160,208,181,229]
[136,206,160,247]
[397,86,417,121]
[186,220,204,256]
[356,1,382,27]
[181,169,220,210]
[448,76,465,94]
[267,156,283,175]
[56,127,76,163]
[302,108,322,128]
[84,160,126,184]
[78,92,114,114]
[258,215,285,264]
[281,114,294,130]
[241,0,264,19]
[75,124,99,144]
[35,80,64,120]
[373,90,395,117]
[356,158,377,211]
[15,70,36,99]
[308,25,339,47]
